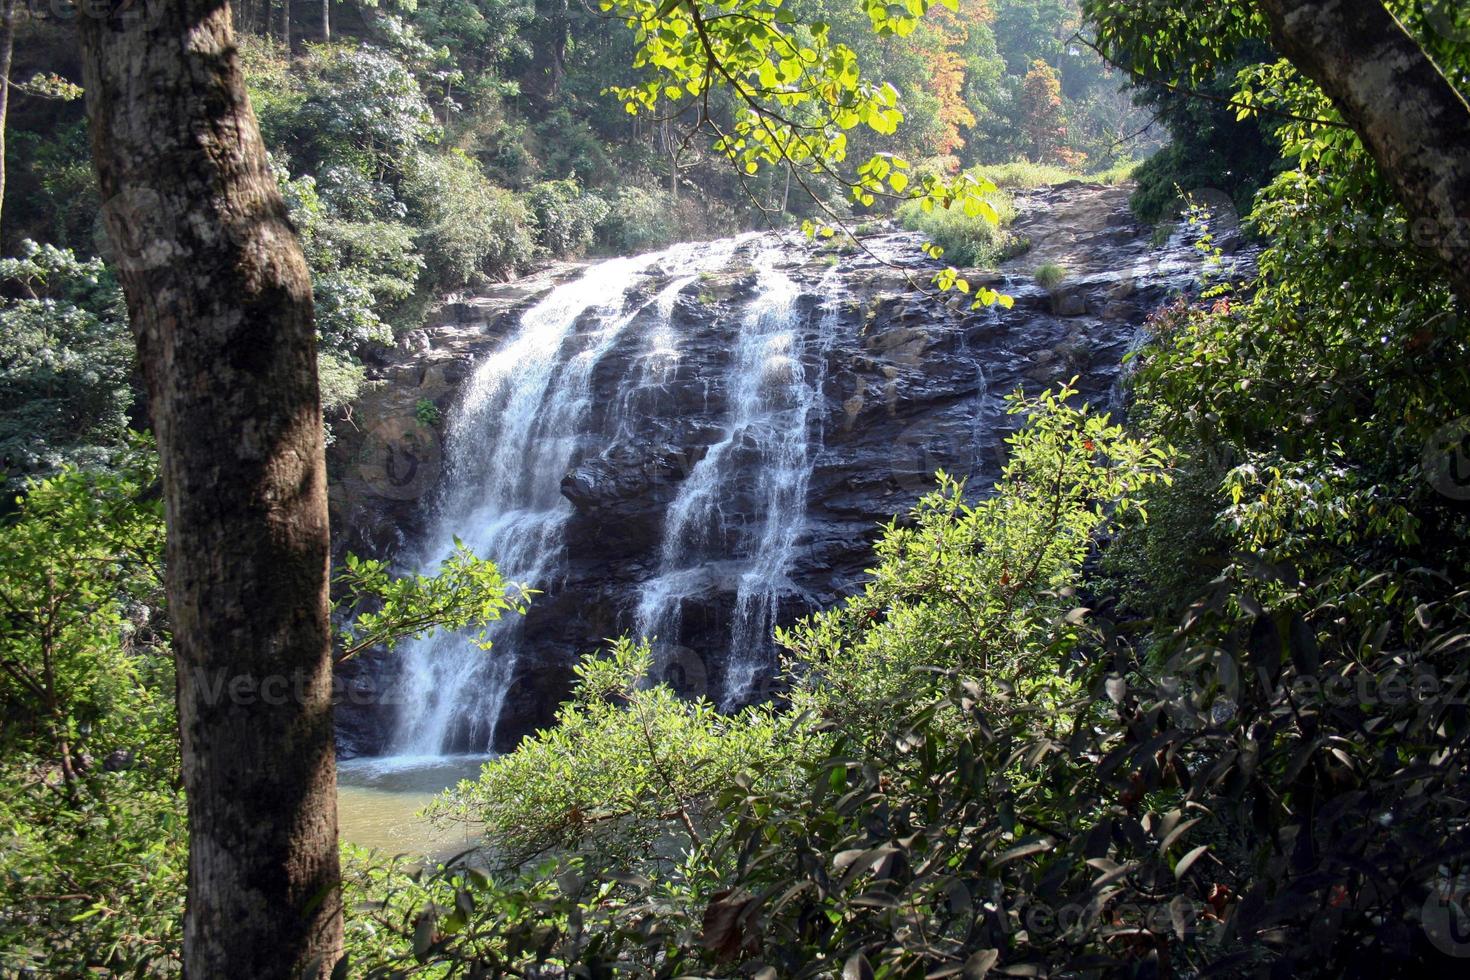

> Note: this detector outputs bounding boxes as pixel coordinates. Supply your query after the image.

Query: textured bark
[0,0,15,239]
[78,3,341,977]
[1258,0,1470,302]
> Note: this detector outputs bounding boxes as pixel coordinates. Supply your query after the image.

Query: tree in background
[917,0,982,157]
[1017,58,1074,165]
[1084,0,1470,301]
[0,0,15,237]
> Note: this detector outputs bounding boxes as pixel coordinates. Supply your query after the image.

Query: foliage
[1033,261,1066,288]
[895,187,1017,266]
[0,446,536,973]
[18,1,1470,974]
[335,540,534,661]
[525,178,611,258]
[0,447,184,975]
[428,638,802,866]
[782,385,1170,741]
[408,0,537,78]
[319,352,371,418]
[598,185,683,252]
[354,387,1171,973]
[1017,59,1078,167]
[971,157,1136,187]
[293,42,444,180]
[280,167,425,351]
[401,150,539,288]
[414,397,443,428]
[594,0,1030,305]
[0,242,134,489]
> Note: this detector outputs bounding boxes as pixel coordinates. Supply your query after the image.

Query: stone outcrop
[330,182,1236,756]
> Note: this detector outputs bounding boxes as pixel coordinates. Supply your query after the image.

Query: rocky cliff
[329,182,1230,756]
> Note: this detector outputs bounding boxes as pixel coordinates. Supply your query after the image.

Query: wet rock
[330,182,1252,753]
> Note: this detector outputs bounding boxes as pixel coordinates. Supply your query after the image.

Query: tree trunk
[1257,0,1470,302]
[321,0,329,41]
[77,3,342,978]
[0,0,16,241]
[280,0,290,51]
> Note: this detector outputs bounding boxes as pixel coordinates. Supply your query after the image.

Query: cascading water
[388,239,748,755]
[635,245,843,706]
[343,197,1200,772]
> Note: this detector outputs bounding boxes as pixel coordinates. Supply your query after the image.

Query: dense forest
[1,0,1469,976]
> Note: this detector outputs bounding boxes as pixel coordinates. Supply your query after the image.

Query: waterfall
[337,192,1203,762]
[385,230,934,753]
[389,239,747,755]
[635,243,842,706]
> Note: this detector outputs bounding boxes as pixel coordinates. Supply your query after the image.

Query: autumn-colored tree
[1017,58,1071,164]
[916,0,989,155]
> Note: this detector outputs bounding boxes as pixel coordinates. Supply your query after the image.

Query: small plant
[895,189,1017,267]
[997,235,1033,262]
[1034,262,1067,289]
[414,397,441,428]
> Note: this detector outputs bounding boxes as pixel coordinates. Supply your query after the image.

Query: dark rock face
[330,183,1235,757]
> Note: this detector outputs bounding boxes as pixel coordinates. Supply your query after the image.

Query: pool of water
[336,754,489,859]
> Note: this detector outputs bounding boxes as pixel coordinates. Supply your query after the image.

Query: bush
[0,450,185,975]
[896,188,1018,266]
[401,150,537,289]
[599,185,682,253]
[427,638,800,867]
[1034,261,1066,289]
[969,159,1142,189]
[280,168,424,350]
[354,387,1172,975]
[526,179,610,259]
[291,42,441,179]
[0,242,133,487]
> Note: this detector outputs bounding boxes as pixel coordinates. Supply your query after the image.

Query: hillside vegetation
[2,0,1468,976]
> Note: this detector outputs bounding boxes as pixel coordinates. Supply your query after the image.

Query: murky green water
[336,755,489,859]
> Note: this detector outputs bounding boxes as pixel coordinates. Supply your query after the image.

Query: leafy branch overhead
[603,0,1011,305]
[334,541,535,662]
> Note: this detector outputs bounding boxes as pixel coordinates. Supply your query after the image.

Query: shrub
[427,637,801,867]
[401,150,537,289]
[1034,261,1066,289]
[969,159,1141,189]
[599,185,681,253]
[0,450,185,975]
[781,384,1170,742]
[292,42,441,178]
[0,242,133,487]
[280,168,424,350]
[526,178,611,258]
[355,387,1173,975]
[896,188,1017,266]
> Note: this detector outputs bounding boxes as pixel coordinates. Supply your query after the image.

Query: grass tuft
[1034,262,1067,289]
[895,190,1018,267]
